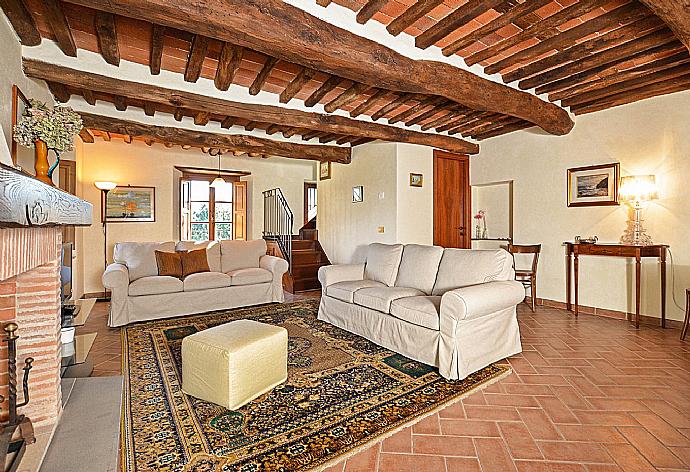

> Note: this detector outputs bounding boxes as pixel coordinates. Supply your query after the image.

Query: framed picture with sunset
[102,186,156,222]
[567,163,620,207]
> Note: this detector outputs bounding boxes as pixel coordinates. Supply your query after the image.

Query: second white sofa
[318,243,525,380]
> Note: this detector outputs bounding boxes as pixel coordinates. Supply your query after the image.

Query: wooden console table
[564,243,668,329]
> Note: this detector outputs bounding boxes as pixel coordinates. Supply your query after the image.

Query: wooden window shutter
[233,181,247,240]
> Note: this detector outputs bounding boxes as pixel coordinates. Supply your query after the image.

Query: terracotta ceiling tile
[556,0,579,7]
[534,2,563,20]
[579,8,606,22]
[495,24,521,39]
[381,1,408,19]
[601,0,631,12]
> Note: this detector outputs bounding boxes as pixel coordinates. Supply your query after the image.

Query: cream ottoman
[181,319,288,410]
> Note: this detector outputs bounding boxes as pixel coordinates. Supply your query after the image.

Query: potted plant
[13,99,82,186]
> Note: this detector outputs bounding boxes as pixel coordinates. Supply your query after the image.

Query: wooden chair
[506,244,541,313]
[682,289,689,341]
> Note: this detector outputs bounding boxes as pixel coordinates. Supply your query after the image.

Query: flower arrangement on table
[473,210,488,239]
[13,99,83,185]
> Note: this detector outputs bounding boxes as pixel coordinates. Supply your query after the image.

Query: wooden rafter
[356,0,388,24]
[149,24,165,75]
[639,0,690,53]
[387,0,444,37]
[0,0,41,45]
[249,57,279,96]
[304,76,343,107]
[323,83,369,113]
[215,43,243,91]
[43,0,77,56]
[94,11,120,66]
[62,0,573,135]
[23,61,480,154]
[184,34,209,83]
[349,89,388,118]
[280,68,317,103]
[80,113,352,162]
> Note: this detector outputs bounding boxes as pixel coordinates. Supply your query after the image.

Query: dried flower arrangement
[12,99,82,183]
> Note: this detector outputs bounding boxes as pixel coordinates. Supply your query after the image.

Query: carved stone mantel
[0,163,92,228]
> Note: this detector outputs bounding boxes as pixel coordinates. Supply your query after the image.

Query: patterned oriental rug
[121,300,511,472]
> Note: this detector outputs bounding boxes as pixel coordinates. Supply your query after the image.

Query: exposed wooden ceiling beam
[26,60,479,153]
[415,0,503,50]
[280,68,317,103]
[113,95,127,111]
[47,81,70,102]
[349,89,388,118]
[0,0,41,45]
[43,0,77,56]
[484,3,651,75]
[143,102,155,116]
[442,0,552,56]
[80,113,351,162]
[215,43,243,91]
[82,88,96,105]
[304,75,343,107]
[388,96,445,124]
[79,127,94,143]
[503,16,665,84]
[323,83,369,113]
[465,0,601,66]
[387,0,444,37]
[94,11,120,66]
[249,57,279,96]
[371,94,412,121]
[62,0,573,135]
[194,111,209,126]
[639,0,690,53]
[220,116,236,129]
[150,24,165,75]
[184,34,209,83]
[356,0,388,24]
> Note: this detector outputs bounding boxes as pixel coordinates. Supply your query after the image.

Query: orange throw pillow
[180,248,210,278]
[155,251,183,278]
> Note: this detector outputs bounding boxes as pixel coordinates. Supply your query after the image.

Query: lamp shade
[619,175,658,202]
[210,176,225,188]
[94,181,117,191]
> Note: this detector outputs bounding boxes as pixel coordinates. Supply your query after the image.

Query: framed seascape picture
[102,186,156,222]
[319,161,331,181]
[567,163,620,207]
[409,173,423,187]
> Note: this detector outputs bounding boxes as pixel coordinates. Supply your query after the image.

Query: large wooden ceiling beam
[94,11,120,66]
[80,113,351,163]
[62,0,573,135]
[0,0,41,45]
[387,0,444,37]
[43,0,77,56]
[25,60,479,154]
[639,0,690,53]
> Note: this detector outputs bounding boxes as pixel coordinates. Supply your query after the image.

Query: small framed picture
[102,186,156,222]
[352,185,363,203]
[11,85,31,168]
[409,173,423,187]
[319,161,331,181]
[567,163,620,207]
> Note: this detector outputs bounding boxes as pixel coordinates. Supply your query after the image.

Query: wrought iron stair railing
[263,188,293,273]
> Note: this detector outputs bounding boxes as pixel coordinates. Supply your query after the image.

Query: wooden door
[58,160,77,244]
[233,181,247,240]
[433,150,471,248]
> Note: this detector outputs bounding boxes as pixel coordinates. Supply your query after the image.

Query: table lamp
[95,181,117,299]
[619,174,658,246]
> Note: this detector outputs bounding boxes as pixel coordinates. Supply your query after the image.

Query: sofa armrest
[318,264,365,288]
[260,255,289,278]
[440,280,525,322]
[102,263,129,291]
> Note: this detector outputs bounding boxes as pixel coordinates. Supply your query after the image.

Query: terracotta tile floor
[81,296,690,471]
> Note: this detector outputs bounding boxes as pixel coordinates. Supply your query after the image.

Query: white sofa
[317,243,525,380]
[103,239,288,327]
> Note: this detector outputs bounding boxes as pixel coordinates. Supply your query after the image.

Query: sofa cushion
[432,249,513,296]
[227,267,273,286]
[183,272,233,292]
[155,250,183,278]
[390,296,442,330]
[176,241,221,273]
[114,242,176,282]
[354,286,424,313]
[326,280,385,303]
[129,276,183,296]
[395,244,444,295]
[220,240,267,273]
[364,243,404,286]
[180,248,211,277]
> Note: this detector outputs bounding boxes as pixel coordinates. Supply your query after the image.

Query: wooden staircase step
[292,249,323,264]
[293,277,321,292]
[292,240,317,250]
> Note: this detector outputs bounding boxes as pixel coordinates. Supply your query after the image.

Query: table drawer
[578,246,622,256]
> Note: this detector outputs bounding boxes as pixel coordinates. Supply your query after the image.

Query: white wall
[472,90,690,322]
[0,14,55,171]
[76,139,315,294]
[318,142,435,264]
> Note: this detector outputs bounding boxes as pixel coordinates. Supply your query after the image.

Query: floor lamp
[95,181,117,300]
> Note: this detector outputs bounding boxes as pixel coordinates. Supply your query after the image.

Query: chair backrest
[507,244,541,273]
